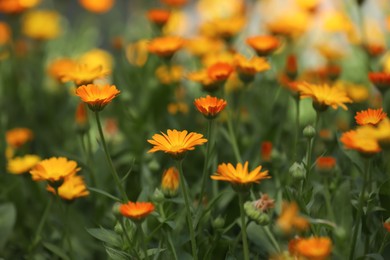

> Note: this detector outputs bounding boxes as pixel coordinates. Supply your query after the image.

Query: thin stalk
[227,112,242,163]
[95,112,128,202]
[293,96,300,161]
[176,160,198,260]
[64,204,73,258]
[238,193,249,260]
[79,133,96,188]
[264,226,280,253]
[379,232,389,253]
[30,196,53,251]
[324,179,335,221]
[349,159,370,260]
[136,223,149,260]
[119,219,133,247]
[159,204,178,260]
[199,119,214,206]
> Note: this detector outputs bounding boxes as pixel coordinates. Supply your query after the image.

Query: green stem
[159,204,178,260]
[136,223,149,260]
[293,96,300,161]
[175,160,198,260]
[264,226,280,253]
[119,219,133,248]
[79,133,96,188]
[30,196,53,251]
[64,204,73,258]
[324,179,335,221]
[199,119,214,206]
[95,112,128,202]
[349,159,370,260]
[379,232,389,253]
[227,112,242,163]
[238,193,249,260]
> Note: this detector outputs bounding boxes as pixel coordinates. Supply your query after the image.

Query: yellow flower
[161,167,179,197]
[355,108,387,126]
[167,102,189,115]
[298,82,352,111]
[200,16,246,40]
[211,161,270,190]
[148,36,183,58]
[22,10,61,40]
[47,174,89,200]
[30,157,80,183]
[246,35,280,57]
[194,95,227,119]
[79,49,113,72]
[7,155,41,175]
[155,65,183,85]
[322,11,353,33]
[125,40,149,67]
[147,9,171,26]
[78,0,114,13]
[0,0,39,14]
[75,84,120,112]
[147,129,207,160]
[6,127,33,148]
[61,63,110,86]
[207,62,234,82]
[234,54,270,82]
[276,202,309,234]
[202,51,234,67]
[266,11,310,38]
[185,37,224,57]
[340,129,381,155]
[295,237,332,260]
[120,201,155,221]
[369,118,390,148]
[296,0,320,13]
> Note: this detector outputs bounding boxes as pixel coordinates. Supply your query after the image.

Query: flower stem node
[212,216,226,230]
[244,201,270,225]
[303,125,316,139]
[289,162,306,180]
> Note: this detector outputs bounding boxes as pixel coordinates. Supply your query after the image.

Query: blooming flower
[79,0,114,13]
[0,22,11,45]
[234,54,270,82]
[266,11,310,38]
[261,141,273,162]
[22,10,61,40]
[295,237,332,260]
[155,65,183,85]
[276,202,309,234]
[79,49,113,72]
[161,0,187,8]
[0,0,39,14]
[30,157,80,183]
[355,108,387,126]
[298,82,352,111]
[61,63,110,86]
[207,62,234,82]
[200,16,246,40]
[316,156,336,172]
[7,155,41,175]
[185,37,224,57]
[48,58,77,81]
[340,129,381,155]
[6,128,33,148]
[246,35,280,57]
[211,161,270,191]
[194,95,227,119]
[47,174,89,200]
[147,9,171,26]
[75,84,120,112]
[161,167,179,197]
[369,72,390,94]
[187,70,217,92]
[148,36,183,58]
[120,201,155,221]
[148,129,207,159]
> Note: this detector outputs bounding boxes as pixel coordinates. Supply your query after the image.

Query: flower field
[2,0,390,259]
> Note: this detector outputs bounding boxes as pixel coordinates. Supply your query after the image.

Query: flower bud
[244,201,270,226]
[212,216,225,230]
[152,188,165,203]
[335,227,346,240]
[114,221,123,234]
[303,125,316,139]
[289,162,306,180]
[161,167,179,197]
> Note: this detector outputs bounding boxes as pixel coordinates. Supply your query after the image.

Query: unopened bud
[244,201,270,226]
[152,188,165,203]
[289,162,306,180]
[212,216,225,230]
[303,125,316,139]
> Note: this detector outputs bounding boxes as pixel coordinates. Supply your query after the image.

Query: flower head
[384,219,390,232]
[295,237,332,260]
[276,202,309,234]
[185,37,224,57]
[75,84,120,112]
[369,72,390,94]
[120,201,155,221]
[234,54,270,82]
[316,156,336,172]
[7,155,41,175]
[48,58,77,81]
[211,161,270,191]
[0,22,11,45]
[246,35,280,57]
[207,62,234,82]
[30,157,80,183]
[0,0,39,14]
[298,82,352,111]
[147,9,171,26]
[155,65,183,85]
[61,63,110,86]
[47,174,89,200]
[79,0,114,13]
[6,127,33,148]
[161,167,179,197]
[266,11,309,38]
[161,0,187,8]
[187,70,218,92]
[340,129,381,156]
[194,95,227,119]
[261,141,273,162]
[22,10,61,40]
[355,108,387,126]
[148,129,207,159]
[148,36,183,58]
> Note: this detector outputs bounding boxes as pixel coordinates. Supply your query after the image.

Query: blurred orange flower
[30,157,80,183]
[0,0,39,14]
[207,62,234,82]
[47,174,89,200]
[316,156,336,172]
[22,10,61,40]
[6,127,33,148]
[0,22,11,45]
[369,72,390,94]
[148,129,207,159]
[246,35,280,57]
[234,54,270,82]
[148,36,183,58]
[147,9,171,26]
[200,16,245,40]
[266,11,309,38]
[185,37,224,57]
[7,155,40,175]
[161,167,179,197]
[384,222,390,232]
[187,70,218,92]
[340,130,381,155]
[155,65,183,85]
[126,40,149,67]
[75,84,120,112]
[276,202,309,234]
[79,0,114,13]
[261,141,273,162]
[194,95,227,119]
[120,201,155,221]
[75,102,88,129]
[161,0,187,8]
[61,63,110,86]
[48,58,77,81]
[295,237,332,260]
[355,108,387,126]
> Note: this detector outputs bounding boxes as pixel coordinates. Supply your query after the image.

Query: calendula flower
[147,9,171,26]
[384,219,390,232]
[6,127,33,148]
[234,54,270,82]
[79,0,114,13]
[48,58,77,81]
[0,22,11,45]
[202,51,235,67]
[61,63,110,86]
[120,201,155,221]
[22,10,61,40]
[148,129,207,160]
[340,129,381,155]
[161,0,187,8]
[298,82,352,111]
[316,156,336,172]
[30,157,80,183]
[185,37,224,57]
[201,16,246,40]
[155,65,183,85]
[322,11,352,33]
[187,70,217,92]
[276,202,309,234]
[47,174,89,200]
[126,40,149,67]
[368,118,390,148]
[211,161,270,191]
[75,84,120,112]
[7,155,41,175]
[295,237,332,260]
[161,167,179,197]
[364,43,385,57]
[167,102,189,115]
[0,0,39,14]
[79,49,113,72]
[148,36,183,58]
[246,35,280,57]
[266,11,310,38]
[207,62,234,82]
[355,108,387,126]
[194,95,227,119]
[261,141,273,162]
[296,0,319,13]
[369,72,390,94]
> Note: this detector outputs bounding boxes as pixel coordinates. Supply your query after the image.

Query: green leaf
[42,242,70,260]
[87,228,123,247]
[105,246,131,260]
[88,187,122,202]
[357,254,384,260]
[379,179,390,216]
[0,202,16,250]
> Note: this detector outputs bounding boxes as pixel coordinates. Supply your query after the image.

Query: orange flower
[246,35,280,57]
[234,54,270,82]
[384,221,390,232]
[266,11,310,38]
[316,156,336,172]
[185,37,224,57]
[161,167,179,197]
[79,0,114,13]
[340,129,381,155]
[160,0,187,8]
[211,161,270,190]
[295,237,332,260]
[47,174,89,200]
[7,155,41,175]
[148,129,207,159]
[261,141,273,162]
[277,202,309,234]
[364,43,385,57]
[194,95,227,119]
[187,70,219,92]
[201,16,246,40]
[355,108,387,126]
[285,55,298,80]
[147,9,171,26]
[148,36,183,58]
[155,65,183,85]
[75,103,89,132]
[75,84,120,112]
[6,127,33,148]
[0,0,39,14]
[47,58,77,81]
[207,62,234,82]
[120,201,155,221]
[30,157,80,183]
[61,63,110,86]
[0,22,11,45]
[298,82,352,111]
[369,72,390,94]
